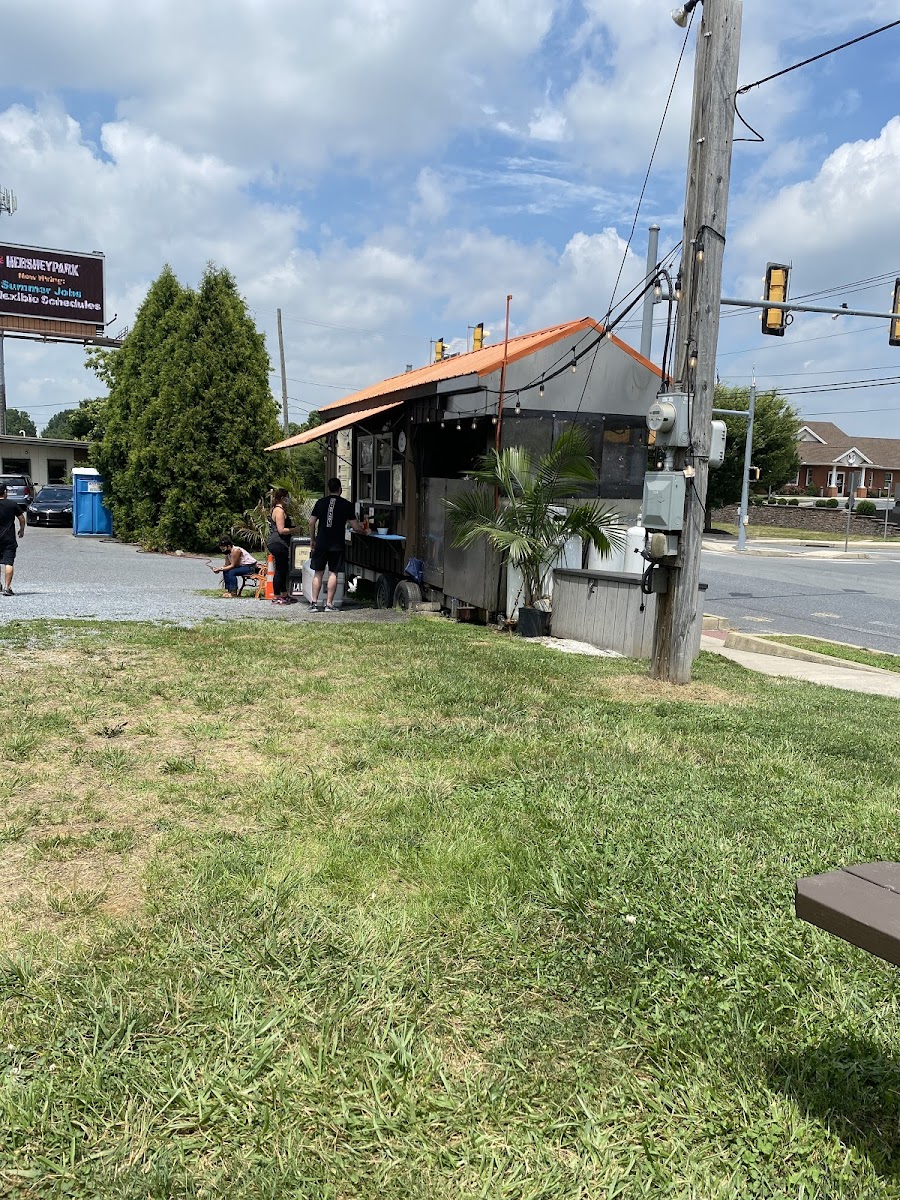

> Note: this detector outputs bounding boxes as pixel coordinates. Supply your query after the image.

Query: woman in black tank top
[266,487,302,603]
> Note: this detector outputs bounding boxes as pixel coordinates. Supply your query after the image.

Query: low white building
[0,434,91,487]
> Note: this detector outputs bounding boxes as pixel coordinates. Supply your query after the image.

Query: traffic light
[473,322,484,351]
[891,279,900,347]
[434,337,444,362]
[762,263,790,337]
[748,466,761,482]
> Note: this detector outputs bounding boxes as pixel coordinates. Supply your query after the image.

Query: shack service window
[357,435,401,504]
[47,459,67,484]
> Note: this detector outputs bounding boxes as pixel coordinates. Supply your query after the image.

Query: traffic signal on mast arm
[434,337,444,362]
[762,263,790,337]
[890,279,900,347]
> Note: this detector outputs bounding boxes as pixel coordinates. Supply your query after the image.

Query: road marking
[744,616,773,623]
[812,612,841,619]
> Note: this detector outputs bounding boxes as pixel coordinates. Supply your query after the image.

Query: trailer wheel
[375,573,399,609]
[393,580,422,611]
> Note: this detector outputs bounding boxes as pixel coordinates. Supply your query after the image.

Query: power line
[603,11,694,323]
[737,19,900,97]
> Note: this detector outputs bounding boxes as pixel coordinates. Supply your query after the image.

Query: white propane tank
[588,527,626,572]
[299,559,346,606]
[622,525,646,576]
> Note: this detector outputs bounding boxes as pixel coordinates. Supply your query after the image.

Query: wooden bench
[235,562,267,599]
[795,862,900,967]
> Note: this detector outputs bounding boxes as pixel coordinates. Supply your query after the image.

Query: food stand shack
[269,317,663,617]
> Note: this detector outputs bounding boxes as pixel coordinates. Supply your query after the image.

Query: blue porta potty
[72,468,113,537]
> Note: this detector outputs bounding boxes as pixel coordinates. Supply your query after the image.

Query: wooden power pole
[276,307,290,437]
[650,0,743,684]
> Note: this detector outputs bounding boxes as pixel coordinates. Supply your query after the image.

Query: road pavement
[700,539,900,655]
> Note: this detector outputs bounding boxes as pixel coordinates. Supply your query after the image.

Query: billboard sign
[0,243,105,327]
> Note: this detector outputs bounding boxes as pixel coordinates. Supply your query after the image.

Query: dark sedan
[27,486,74,527]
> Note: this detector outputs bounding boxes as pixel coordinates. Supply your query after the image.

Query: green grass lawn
[1,618,899,1198]
[765,635,900,674]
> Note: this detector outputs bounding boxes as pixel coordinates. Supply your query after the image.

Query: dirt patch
[599,675,748,706]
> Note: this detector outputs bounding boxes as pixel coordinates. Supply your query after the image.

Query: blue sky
[0,0,898,437]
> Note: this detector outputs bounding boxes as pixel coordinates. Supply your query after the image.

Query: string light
[674,270,683,302]
[571,352,577,373]
[696,243,705,264]
[653,278,662,301]
[471,416,477,430]
[514,399,521,416]
[456,419,462,431]
[539,382,545,398]
[689,346,698,370]
[491,414,497,425]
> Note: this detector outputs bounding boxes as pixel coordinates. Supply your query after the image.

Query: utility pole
[641,224,661,361]
[276,307,289,438]
[650,0,743,683]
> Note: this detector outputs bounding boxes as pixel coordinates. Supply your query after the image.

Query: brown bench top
[795,862,900,967]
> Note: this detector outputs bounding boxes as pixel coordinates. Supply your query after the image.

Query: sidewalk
[700,628,900,699]
[702,534,898,559]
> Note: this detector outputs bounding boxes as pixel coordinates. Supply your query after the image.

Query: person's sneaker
[308,602,321,613]
[323,604,337,613]
[2,587,12,596]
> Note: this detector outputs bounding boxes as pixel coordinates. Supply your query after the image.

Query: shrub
[781,483,802,496]
[855,499,876,516]
[815,499,828,508]
[749,497,762,506]
[777,497,787,505]
[788,498,800,506]
[826,498,840,508]
[805,485,818,496]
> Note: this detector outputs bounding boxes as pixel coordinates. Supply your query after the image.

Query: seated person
[210,537,260,597]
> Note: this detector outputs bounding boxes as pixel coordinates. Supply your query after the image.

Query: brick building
[794,422,900,498]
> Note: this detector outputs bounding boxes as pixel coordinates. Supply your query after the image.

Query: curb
[723,631,893,675]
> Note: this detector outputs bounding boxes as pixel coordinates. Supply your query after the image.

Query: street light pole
[736,380,756,552]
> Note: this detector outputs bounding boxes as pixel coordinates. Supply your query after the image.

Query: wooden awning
[266,399,403,451]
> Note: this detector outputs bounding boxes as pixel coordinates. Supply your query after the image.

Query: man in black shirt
[307,478,366,612]
[0,484,26,596]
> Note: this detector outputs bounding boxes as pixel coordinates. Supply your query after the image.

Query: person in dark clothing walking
[266,488,304,605]
[0,484,26,596]
[308,478,366,612]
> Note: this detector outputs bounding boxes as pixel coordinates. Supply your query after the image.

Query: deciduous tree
[705,386,800,519]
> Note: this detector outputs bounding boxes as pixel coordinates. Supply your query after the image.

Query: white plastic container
[622,525,647,576]
[588,527,626,573]
[295,558,346,606]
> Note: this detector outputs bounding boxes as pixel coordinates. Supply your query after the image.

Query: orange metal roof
[266,398,403,451]
[317,316,660,415]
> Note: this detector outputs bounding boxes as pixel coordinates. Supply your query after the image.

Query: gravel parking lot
[0,528,403,625]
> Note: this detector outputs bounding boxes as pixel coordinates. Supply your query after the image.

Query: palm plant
[446,426,622,610]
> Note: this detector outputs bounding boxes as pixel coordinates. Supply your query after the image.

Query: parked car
[26,485,73,527]
[0,473,35,503]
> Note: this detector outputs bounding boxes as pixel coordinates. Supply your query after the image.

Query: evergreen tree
[5,408,36,437]
[705,386,800,517]
[92,264,280,550]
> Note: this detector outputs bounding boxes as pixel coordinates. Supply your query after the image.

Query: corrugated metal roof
[266,398,402,452]
[316,317,660,415]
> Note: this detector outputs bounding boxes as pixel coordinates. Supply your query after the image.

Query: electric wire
[737,19,900,98]
[601,12,694,327]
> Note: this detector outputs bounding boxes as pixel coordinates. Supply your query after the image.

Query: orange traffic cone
[264,554,275,600]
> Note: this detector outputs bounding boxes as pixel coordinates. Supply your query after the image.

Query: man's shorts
[0,539,17,567]
[310,546,345,573]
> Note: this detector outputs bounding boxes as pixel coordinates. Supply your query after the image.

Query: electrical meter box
[646,392,690,448]
[642,472,686,532]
